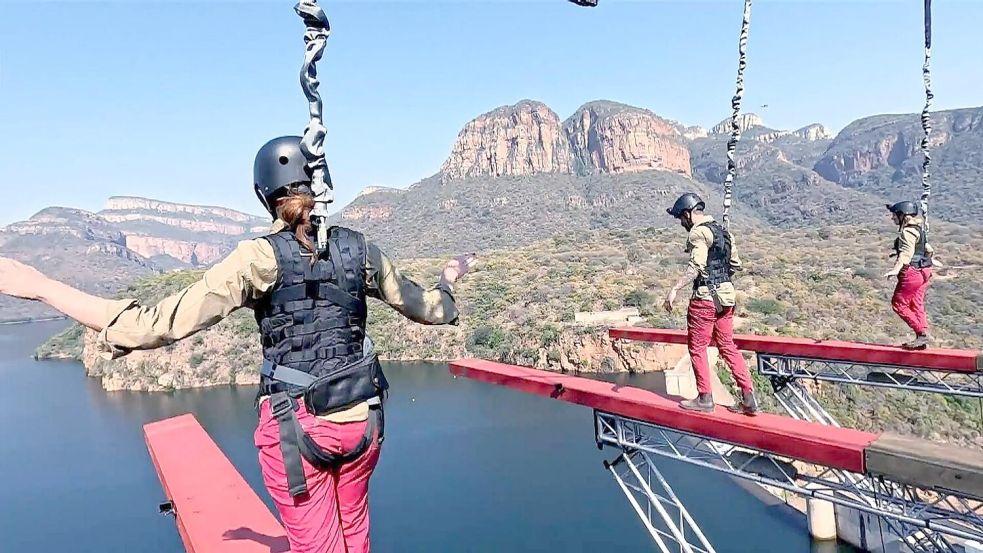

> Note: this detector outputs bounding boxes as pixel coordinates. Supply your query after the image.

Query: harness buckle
[270,394,297,419]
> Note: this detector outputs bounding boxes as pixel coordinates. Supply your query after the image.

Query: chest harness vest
[255,227,389,497]
[693,221,734,291]
[892,224,933,269]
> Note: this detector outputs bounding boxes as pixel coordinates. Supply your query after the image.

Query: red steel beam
[144,414,288,553]
[450,359,876,473]
[609,328,981,373]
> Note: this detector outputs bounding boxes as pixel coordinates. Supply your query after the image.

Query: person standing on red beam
[663,193,758,415]
[884,201,934,350]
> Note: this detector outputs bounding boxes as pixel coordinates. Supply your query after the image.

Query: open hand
[442,253,479,284]
[663,289,678,312]
[0,257,47,300]
[882,269,899,279]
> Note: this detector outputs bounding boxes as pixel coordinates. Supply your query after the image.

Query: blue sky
[1,0,981,225]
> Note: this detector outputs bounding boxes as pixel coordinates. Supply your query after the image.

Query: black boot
[679,393,715,413]
[902,333,930,350]
[727,390,759,416]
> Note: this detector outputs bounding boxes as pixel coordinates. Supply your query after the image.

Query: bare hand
[442,253,479,284]
[0,257,48,300]
[663,289,678,312]
[883,269,899,279]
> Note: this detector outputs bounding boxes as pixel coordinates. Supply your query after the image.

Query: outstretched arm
[0,257,116,331]
[365,242,477,325]
[0,239,278,359]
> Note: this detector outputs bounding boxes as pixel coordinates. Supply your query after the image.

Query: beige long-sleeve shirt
[891,218,934,272]
[95,221,459,422]
[686,217,742,306]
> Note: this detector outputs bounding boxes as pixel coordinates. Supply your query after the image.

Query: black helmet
[253,136,323,215]
[886,201,920,217]
[667,193,706,218]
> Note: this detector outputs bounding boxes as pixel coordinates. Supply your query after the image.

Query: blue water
[0,321,856,552]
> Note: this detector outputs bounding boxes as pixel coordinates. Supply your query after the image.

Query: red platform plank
[450,359,876,474]
[144,414,288,553]
[609,328,982,373]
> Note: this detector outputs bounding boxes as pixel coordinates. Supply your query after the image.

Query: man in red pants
[664,193,758,415]
[884,201,934,350]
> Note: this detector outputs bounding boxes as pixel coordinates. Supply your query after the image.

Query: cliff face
[98,196,268,266]
[103,197,267,226]
[814,108,982,184]
[564,101,691,176]
[710,113,766,135]
[439,100,691,180]
[0,208,160,322]
[812,107,983,223]
[440,100,573,180]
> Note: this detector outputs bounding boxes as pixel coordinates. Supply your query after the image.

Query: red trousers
[687,299,754,395]
[891,265,932,335]
[255,400,381,553]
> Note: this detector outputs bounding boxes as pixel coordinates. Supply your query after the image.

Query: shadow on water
[0,322,859,552]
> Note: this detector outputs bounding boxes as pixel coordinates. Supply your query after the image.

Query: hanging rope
[295,0,333,254]
[919,0,933,232]
[722,0,752,228]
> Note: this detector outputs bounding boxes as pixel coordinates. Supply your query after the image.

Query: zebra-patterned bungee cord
[722,0,752,228]
[920,0,934,232]
[295,0,333,254]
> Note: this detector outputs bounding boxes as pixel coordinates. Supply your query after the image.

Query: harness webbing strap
[919,0,933,233]
[270,393,383,498]
[262,360,317,388]
[271,394,311,497]
[722,0,752,229]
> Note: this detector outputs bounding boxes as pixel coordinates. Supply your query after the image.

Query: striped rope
[722,0,752,228]
[294,0,333,254]
[919,0,933,232]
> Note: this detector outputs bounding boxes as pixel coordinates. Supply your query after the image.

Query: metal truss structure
[595,411,983,553]
[757,353,982,551]
[757,354,983,399]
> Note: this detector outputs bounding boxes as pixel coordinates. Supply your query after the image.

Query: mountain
[0,200,268,322]
[332,99,760,257]
[7,100,983,317]
[814,107,983,223]
[688,134,886,229]
[98,197,268,267]
[331,100,983,257]
[562,101,691,176]
[0,208,160,322]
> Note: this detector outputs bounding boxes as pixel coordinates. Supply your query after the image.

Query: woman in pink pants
[0,136,477,553]
[884,201,934,350]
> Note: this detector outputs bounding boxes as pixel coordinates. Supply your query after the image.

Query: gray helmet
[667,193,706,218]
[886,201,920,217]
[253,136,325,215]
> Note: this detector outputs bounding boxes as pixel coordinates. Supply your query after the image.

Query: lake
[0,320,856,552]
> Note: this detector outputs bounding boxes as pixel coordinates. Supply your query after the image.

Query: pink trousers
[687,299,755,396]
[255,400,381,553]
[892,265,932,335]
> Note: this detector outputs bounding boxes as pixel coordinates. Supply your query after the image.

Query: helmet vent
[278,156,290,165]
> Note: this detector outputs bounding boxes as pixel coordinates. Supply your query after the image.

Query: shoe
[679,393,715,413]
[727,390,759,416]
[902,334,930,350]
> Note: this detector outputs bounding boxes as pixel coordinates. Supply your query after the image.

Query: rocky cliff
[98,196,268,266]
[813,107,983,223]
[710,113,766,135]
[440,99,691,180]
[440,100,573,180]
[103,197,267,226]
[0,208,160,322]
[564,101,691,176]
